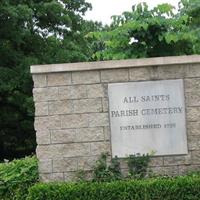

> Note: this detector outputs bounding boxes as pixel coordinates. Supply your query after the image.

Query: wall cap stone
[31,55,200,74]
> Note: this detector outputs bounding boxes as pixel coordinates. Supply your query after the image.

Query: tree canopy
[0,0,96,160]
[88,0,200,60]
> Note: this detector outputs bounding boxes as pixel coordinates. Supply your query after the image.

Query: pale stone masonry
[31,55,200,182]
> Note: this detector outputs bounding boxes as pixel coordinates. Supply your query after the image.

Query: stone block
[149,157,164,167]
[102,98,109,112]
[118,159,128,169]
[32,74,47,88]
[187,64,200,77]
[39,173,52,183]
[58,85,87,100]
[191,151,200,164]
[38,159,52,173]
[158,65,187,79]
[188,135,200,150]
[88,113,109,127]
[101,69,129,82]
[47,87,60,101]
[179,164,200,175]
[61,114,88,129]
[51,173,64,181]
[33,87,58,102]
[36,130,51,145]
[48,100,73,115]
[163,154,191,166]
[64,172,76,182]
[90,142,111,156]
[37,143,91,159]
[129,67,155,81]
[87,84,106,98]
[47,73,71,86]
[35,102,48,116]
[51,129,76,144]
[77,156,98,170]
[34,116,60,131]
[36,145,59,159]
[150,166,179,176]
[58,86,71,100]
[72,71,100,84]
[76,127,104,142]
[184,78,200,92]
[40,173,64,182]
[70,85,87,99]
[185,92,200,107]
[187,121,200,136]
[51,127,104,144]
[63,143,91,158]
[186,107,200,121]
[33,88,47,102]
[73,98,102,113]
[53,158,78,172]
[103,126,111,141]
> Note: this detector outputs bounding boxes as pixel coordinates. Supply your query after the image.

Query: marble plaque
[108,79,188,157]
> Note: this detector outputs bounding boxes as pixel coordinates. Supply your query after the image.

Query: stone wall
[31,55,200,182]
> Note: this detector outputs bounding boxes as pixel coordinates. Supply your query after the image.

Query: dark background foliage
[0,0,100,160]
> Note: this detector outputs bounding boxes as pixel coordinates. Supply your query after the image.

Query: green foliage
[108,156,121,179]
[92,153,122,182]
[75,169,88,182]
[0,0,96,160]
[0,156,38,200]
[178,0,200,54]
[27,176,200,200]
[88,1,199,61]
[127,154,150,179]
[91,153,150,182]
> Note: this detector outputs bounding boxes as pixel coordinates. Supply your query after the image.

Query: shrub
[91,153,150,182]
[27,176,200,200]
[92,153,122,182]
[0,156,38,200]
[127,154,150,179]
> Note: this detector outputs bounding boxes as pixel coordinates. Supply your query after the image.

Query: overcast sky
[84,0,180,25]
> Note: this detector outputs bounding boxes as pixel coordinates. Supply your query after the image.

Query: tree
[88,1,199,61]
[0,0,93,160]
[179,0,200,53]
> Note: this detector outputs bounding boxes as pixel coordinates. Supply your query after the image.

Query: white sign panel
[108,79,188,157]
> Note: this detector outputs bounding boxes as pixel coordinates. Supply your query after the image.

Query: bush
[0,156,38,200]
[27,176,200,200]
[92,153,122,182]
